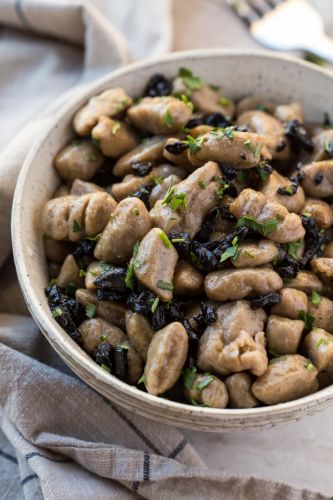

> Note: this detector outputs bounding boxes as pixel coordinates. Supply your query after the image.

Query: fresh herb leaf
[100,335,108,342]
[157,280,173,291]
[283,240,303,260]
[213,176,229,200]
[132,241,140,257]
[101,363,111,373]
[138,374,146,384]
[190,251,205,271]
[89,153,98,161]
[298,310,315,332]
[52,307,63,318]
[311,290,322,306]
[125,261,136,290]
[198,180,206,189]
[159,231,173,249]
[72,220,82,233]
[86,233,101,241]
[316,338,329,348]
[79,269,87,277]
[163,108,173,128]
[179,67,203,93]
[191,398,208,407]
[179,93,194,111]
[256,165,269,180]
[171,238,186,243]
[237,169,250,185]
[99,261,113,272]
[161,186,187,211]
[211,126,236,140]
[118,342,129,350]
[151,297,160,314]
[185,135,206,154]
[112,121,121,134]
[220,236,239,262]
[195,375,214,392]
[305,52,326,66]
[183,366,197,390]
[236,215,278,236]
[85,303,96,319]
[244,139,261,160]
[218,96,231,107]
[304,359,315,372]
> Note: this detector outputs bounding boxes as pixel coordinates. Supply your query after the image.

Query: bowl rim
[12,48,333,422]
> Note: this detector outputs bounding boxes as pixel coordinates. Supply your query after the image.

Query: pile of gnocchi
[42,68,333,409]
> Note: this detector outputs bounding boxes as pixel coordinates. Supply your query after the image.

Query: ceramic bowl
[12,49,333,432]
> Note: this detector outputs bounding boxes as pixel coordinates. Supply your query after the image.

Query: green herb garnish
[283,240,303,260]
[151,297,160,314]
[86,233,101,241]
[125,261,136,290]
[89,153,98,161]
[72,220,82,233]
[100,335,108,342]
[244,139,261,160]
[99,261,113,272]
[316,338,329,348]
[236,215,278,236]
[157,280,173,291]
[138,374,146,385]
[85,303,96,319]
[237,169,250,185]
[195,375,214,392]
[256,165,269,181]
[185,135,206,154]
[79,269,87,277]
[52,307,63,318]
[220,236,239,262]
[304,359,315,372]
[161,185,187,211]
[112,121,121,134]
[179,93,194,111]
[101,363,111,373]
[211,126,236,140]
[311,290,322,306]
[198,180,206,189]
[132,208,140,216]
[213,176,229,200]
[298,310,315,332]
[183,367,197,390]
[218,96,231,107]
[190,251,204,271]
[163,108,173,128]
[48,278,57,286]
[179,67,203,93]
[159,231,173,249]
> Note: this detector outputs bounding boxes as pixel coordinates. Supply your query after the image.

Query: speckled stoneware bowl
[12,50,333,432]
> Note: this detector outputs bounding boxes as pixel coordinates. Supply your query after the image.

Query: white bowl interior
[12,50,333,431]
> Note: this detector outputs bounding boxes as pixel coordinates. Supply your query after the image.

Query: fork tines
[226,0,283,25]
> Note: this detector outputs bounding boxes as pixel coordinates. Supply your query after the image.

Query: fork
[226,0,333,64]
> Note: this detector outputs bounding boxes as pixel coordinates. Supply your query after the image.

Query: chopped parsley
[157,280,173,291]
[179,93,194,111]
[304,359,315,372]
[213,176,230,200]
[191,399,208,407]
[237,169,250,185]
[171,237,186,243]
[316,338,329,348]
[112,121,121,134]
[85,303,96,319]
[236,215,278,236]
[178,67,203,93]
[72,220,82,233]
[151,297,160,314]
[159,231,173,249]
[79,269,87,277]
[161,185,187,211]
[101,363,111,373]
[256,165,270,181]
[218,96,231,107]
[311,290,322,306]
[118,342,129,350]
[211,126,236,140]
[99,261,113,272]
[125,261,136,290]
[185,134,206,154]
[190,251,205,271]
[100,335,108,342]
[132,241,140,257]
[298,310,315,332]
[86,233,101,241]
[198,180,206,189]
[183,366,197,390]
[52,307,63,318]
[302,211,312,218]
[283,240,303,260]
[138,374,146,384]
[195,375,214,392]
[163,108,173,128]
[244,139,261,160]
[220,236,239,263]
[89,153,98,161]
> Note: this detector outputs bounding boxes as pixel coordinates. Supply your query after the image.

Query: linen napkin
[0,1,332,498]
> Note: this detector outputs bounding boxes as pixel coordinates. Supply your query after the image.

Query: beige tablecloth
[0,1,332,499]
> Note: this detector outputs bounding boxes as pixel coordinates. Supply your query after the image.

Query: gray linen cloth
[0,1,332,498]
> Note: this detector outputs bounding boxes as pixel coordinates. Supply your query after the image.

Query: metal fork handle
[302,34,333,65]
